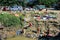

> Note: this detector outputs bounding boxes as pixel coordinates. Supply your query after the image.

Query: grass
[7,36,36,40]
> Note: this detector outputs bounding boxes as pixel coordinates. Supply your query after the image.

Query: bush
[0,13,20,27]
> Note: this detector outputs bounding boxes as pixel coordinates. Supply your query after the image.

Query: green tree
[37,0,58,7]
[0,0,28,7]
[0,0,21,6]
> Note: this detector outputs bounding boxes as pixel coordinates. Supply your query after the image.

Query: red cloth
[29,22,32,27]
[3,7,6,11]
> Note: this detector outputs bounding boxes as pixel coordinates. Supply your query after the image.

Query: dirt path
[47,10,60,13]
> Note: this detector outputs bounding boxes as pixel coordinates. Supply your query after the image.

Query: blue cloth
[16,30,22,35]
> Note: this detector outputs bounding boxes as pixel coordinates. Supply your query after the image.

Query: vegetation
[19,14,25,28]
[7,36,34,40]
[0,0,21,6]
[37,0,58,7]
[0,0,26,6]
[0,13,20,27]
[0,0,59,7]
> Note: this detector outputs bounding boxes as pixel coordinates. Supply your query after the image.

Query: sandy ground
[47,10,60,13]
